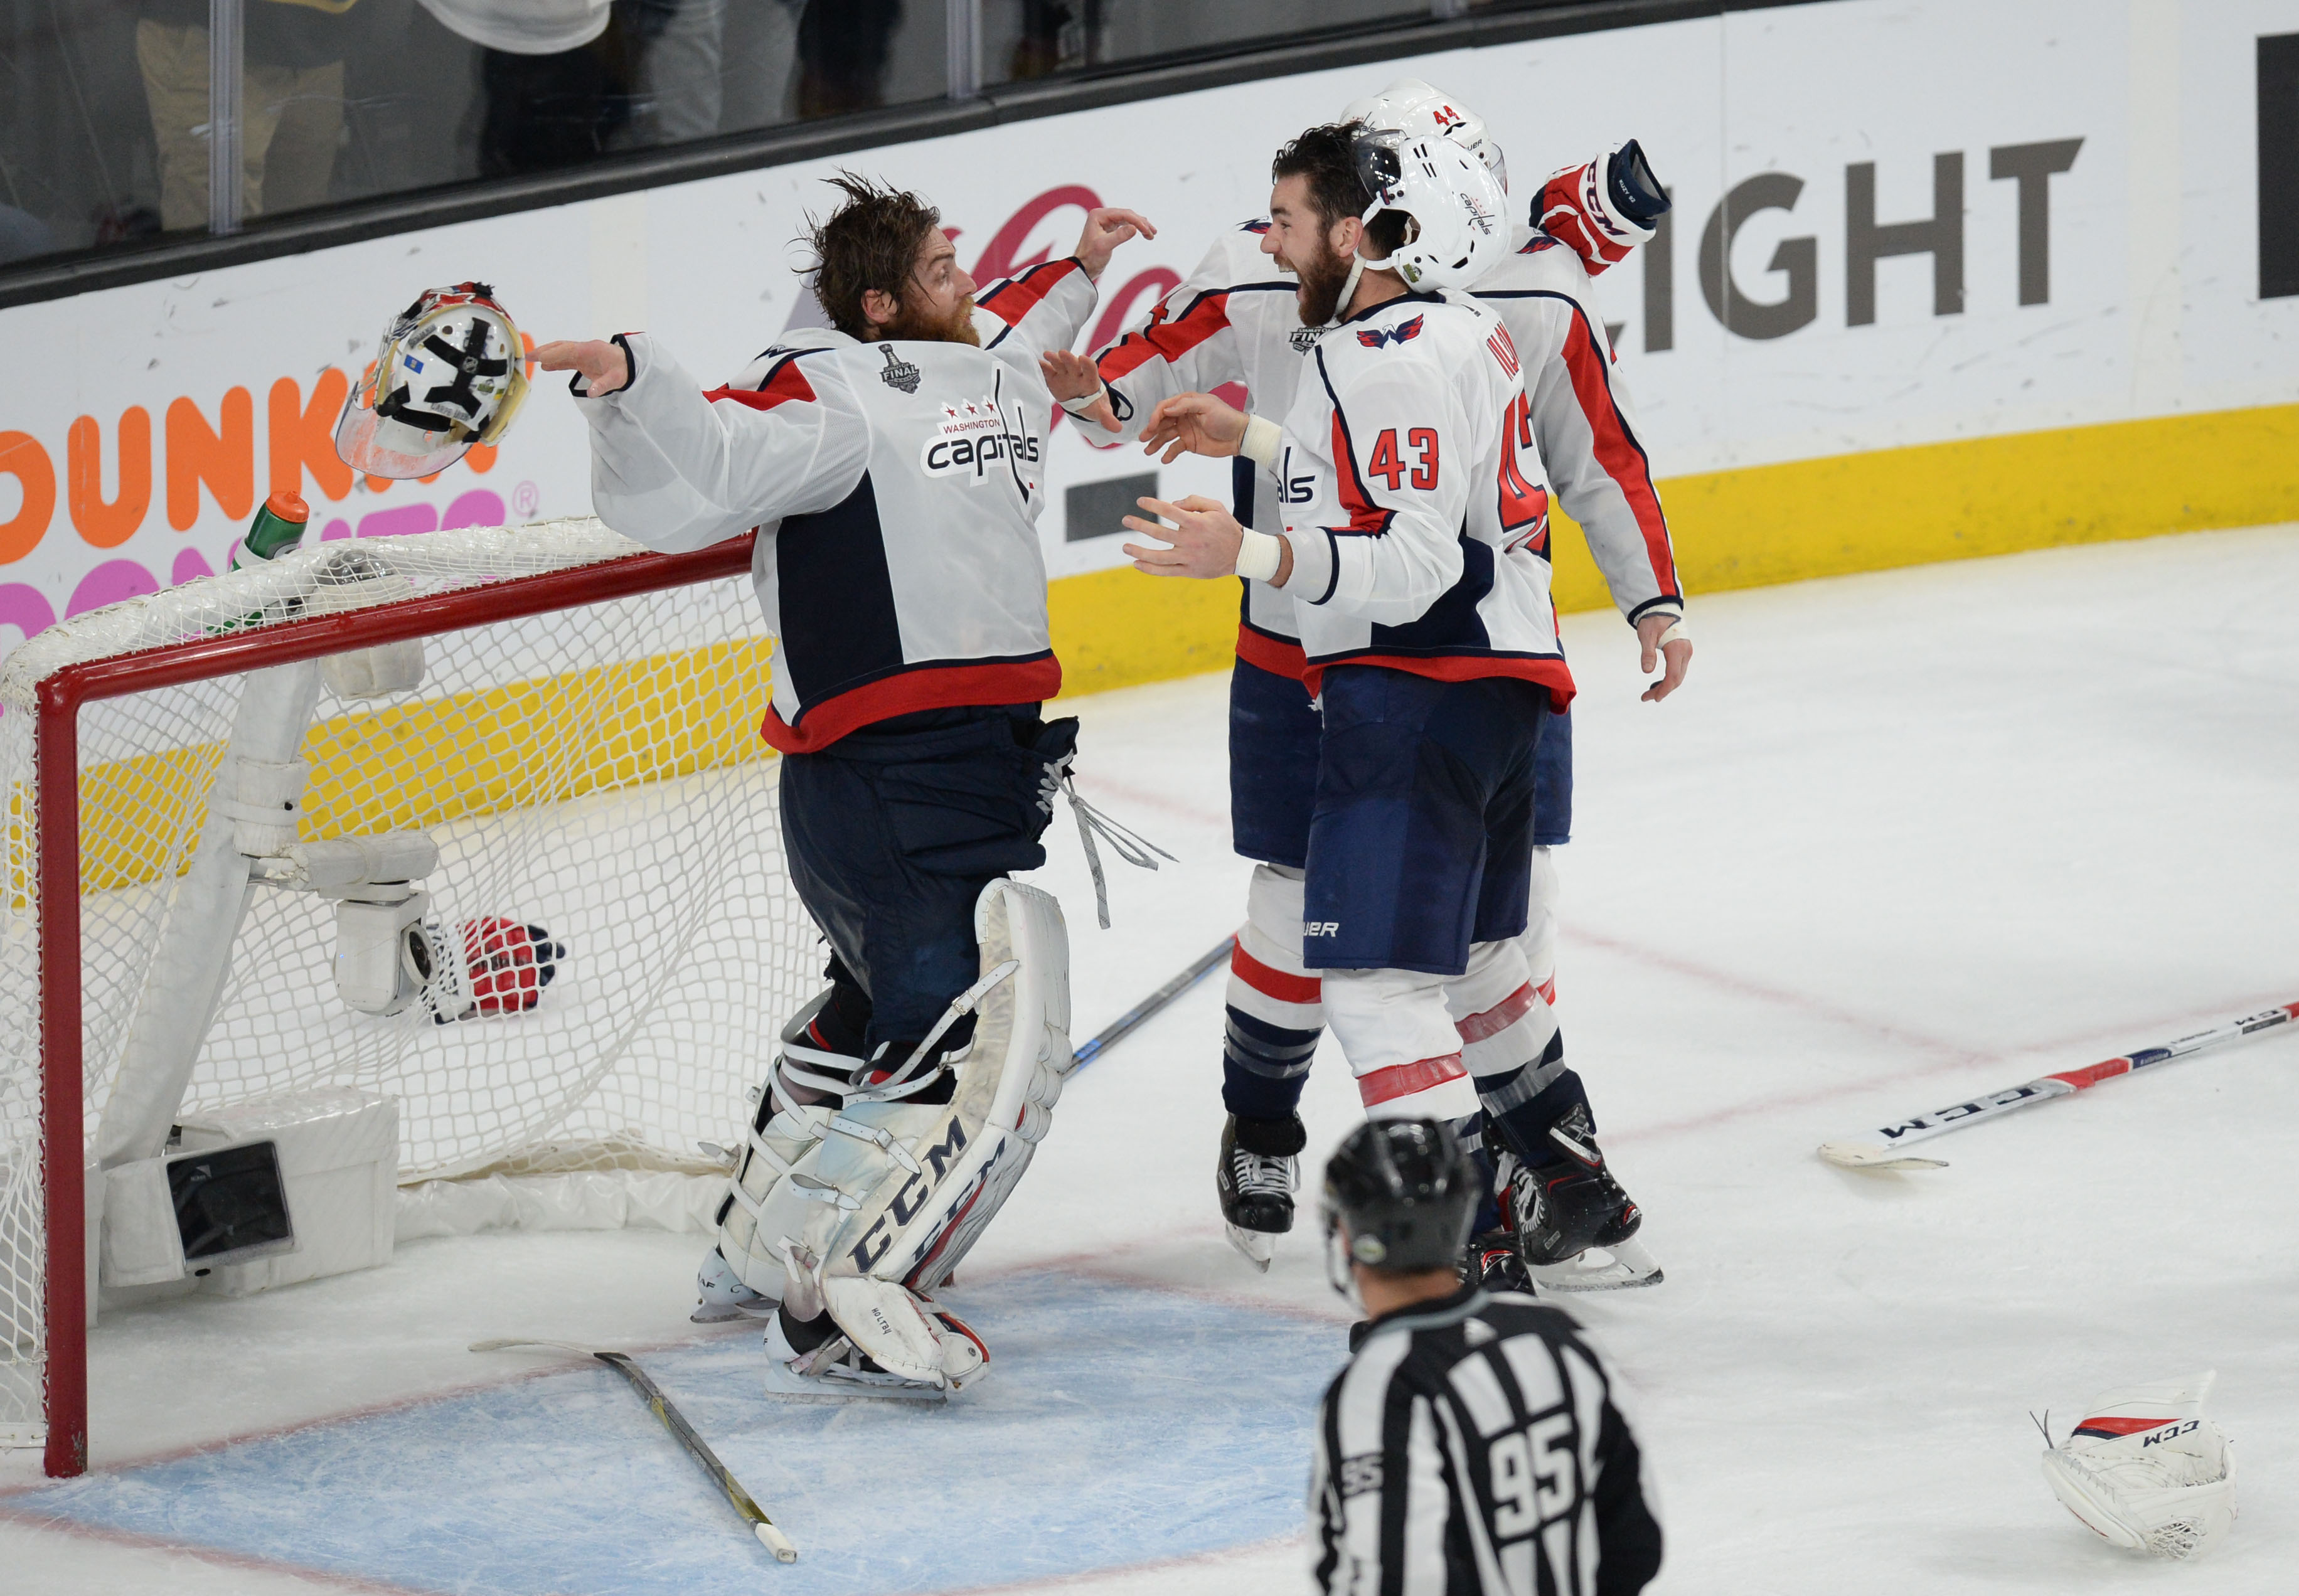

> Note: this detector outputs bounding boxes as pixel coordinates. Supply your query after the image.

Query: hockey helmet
[1321,1117,1478,1294]
[334,282,530,479]
[1343,77,1508,194]
[1350,129,1511,294]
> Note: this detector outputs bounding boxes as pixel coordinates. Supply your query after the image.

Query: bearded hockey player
[1052,83,1681,1290]
[1118,119,1667,1295]
[537,177,1151,1396]
[1312,1119,1663,1596]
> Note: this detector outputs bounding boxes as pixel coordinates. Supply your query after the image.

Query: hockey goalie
[539,176,1153,1395]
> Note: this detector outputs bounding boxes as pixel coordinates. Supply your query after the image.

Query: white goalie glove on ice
[2040,1371,2236,1560]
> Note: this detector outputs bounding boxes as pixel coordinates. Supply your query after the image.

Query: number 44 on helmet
[335,282,531,479]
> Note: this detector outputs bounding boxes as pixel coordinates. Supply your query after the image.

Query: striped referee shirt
[1311,1286,1662,1596]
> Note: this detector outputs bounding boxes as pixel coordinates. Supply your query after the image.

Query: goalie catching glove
[713,878,1074,1395]
[2040,1371,2236,1560]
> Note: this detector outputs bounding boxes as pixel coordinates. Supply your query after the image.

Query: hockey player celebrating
[536,178,1151,1396]
[1050,85,1682,1290]
[1111,118,1668,1294]
[1313,1118,1663,1595]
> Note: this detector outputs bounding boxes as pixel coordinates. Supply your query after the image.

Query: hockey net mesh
[0,519,818,1439]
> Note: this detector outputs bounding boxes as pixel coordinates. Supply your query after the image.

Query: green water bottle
[233,491,312,570]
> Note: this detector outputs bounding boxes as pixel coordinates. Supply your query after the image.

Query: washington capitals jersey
[1080,150,1676,683]
[1311,1287,1663,1596]
[1273,289,1572,708]
[575,260,1094,752]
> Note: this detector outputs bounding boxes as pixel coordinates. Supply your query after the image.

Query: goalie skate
[761,1297,989,1402]
[1495,1107,1663,1292]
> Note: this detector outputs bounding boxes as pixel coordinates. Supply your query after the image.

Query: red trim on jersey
[708,361,816,411]
[1537,975,1557,1008]
[1097,289,1234,381]
[760,656,1064,753]
[1303,653,1577,713]
[1235,623,1308,681]
[1330,409,1394,535]
[976,257,1082,324]
[1456,982,1538,1045]
[1232,942,1321,1005]
[1558,311,1677,597]
[1357,1051,1469,1107]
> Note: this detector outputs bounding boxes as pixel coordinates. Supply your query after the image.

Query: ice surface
[7,524,2299,1594]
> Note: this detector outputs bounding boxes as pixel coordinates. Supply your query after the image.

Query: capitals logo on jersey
[1356,315,1425,350]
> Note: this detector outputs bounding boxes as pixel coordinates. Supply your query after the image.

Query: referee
[1311,1119,1663,1595]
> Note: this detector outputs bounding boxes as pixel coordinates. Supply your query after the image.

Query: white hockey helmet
[1350,128,1511,293]
[1343,77,1507,194]
[334,282,530,479]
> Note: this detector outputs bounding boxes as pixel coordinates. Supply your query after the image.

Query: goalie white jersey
[575,260,1096,751]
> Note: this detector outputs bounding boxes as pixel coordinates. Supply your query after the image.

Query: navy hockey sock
[1221,1006,1320,1120]
[1489,1069,1597,1170]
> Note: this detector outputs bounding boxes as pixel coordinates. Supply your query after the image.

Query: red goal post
[3,520,811,1478]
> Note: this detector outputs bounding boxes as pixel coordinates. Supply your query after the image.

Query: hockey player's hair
[806,173,945,339]
[1271,122,1409,257]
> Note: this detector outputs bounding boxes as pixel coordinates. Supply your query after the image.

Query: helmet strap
[1325,252,1370,328]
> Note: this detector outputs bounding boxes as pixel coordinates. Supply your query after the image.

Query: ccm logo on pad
[1304,921,1341,937]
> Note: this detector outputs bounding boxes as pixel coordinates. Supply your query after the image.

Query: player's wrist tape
[1657,619,1690,648]
[1235,528,1284,583]
[1240,415,1282,468]
[1059,383,1110,418]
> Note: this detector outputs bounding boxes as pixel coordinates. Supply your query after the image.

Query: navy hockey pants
[777,705,1068,1056]
[1301,666,1552,976]
[1228,657,1571,869]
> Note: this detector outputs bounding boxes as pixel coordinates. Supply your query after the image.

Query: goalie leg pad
[797,879,1072,1379]
[713,989,863,1303]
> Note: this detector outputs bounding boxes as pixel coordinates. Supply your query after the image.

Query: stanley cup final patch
[878,344,922,394]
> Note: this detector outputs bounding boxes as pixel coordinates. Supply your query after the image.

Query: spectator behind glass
[796,0,900,119]
[134,0,356,230]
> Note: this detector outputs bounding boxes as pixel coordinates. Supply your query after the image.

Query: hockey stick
[1072,935,1235,1070]
[1818,1000,2299,1171]
[471,1338,799,1561]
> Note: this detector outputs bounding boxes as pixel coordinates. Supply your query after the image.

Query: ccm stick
[1818,999,2299,1170]
[471,1339,799,1561]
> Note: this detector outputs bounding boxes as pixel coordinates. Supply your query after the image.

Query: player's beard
[1293,237,1354,328]
[882,292,981,346]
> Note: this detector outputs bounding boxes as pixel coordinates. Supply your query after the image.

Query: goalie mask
[335,283,530,479]
[1350,128,1510,294]
[1343,77,1508,194]
[2040,1371,2236,1560]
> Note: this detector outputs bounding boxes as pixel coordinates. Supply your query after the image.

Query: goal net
[0,518,817,1476]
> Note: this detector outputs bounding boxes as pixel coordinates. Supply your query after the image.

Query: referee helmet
[1321,1118,1478,1290]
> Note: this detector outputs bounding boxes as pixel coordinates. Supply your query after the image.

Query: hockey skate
[1465,1229,1535,1295]
[1496,1107,1663,1292]
[1218,1114,1304,1272]
[691,1245,778,1324]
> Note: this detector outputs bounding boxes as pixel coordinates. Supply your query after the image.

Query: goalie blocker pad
[796,880,1073,1384]
[2040,1371,2236,1560]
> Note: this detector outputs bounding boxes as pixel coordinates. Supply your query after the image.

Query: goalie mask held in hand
[335,283,530,479]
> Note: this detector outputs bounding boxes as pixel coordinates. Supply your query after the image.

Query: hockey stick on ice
[471,1338,798,1561]
[1072,935,1235,1071]
[1818,1000,2299,1171]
